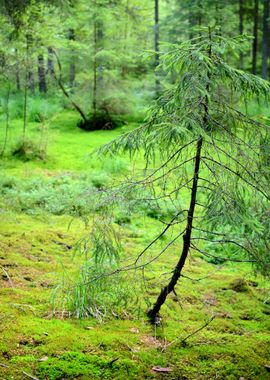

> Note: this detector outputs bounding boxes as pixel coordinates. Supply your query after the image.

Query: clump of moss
[12,139,46,161]
[36,352,139,380]
[230,278,249,293]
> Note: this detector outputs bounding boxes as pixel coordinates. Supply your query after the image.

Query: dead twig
[22,371,40,380]
[161,315,215,351]
[1,266,14,288]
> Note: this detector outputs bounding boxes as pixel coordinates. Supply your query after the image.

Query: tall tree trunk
[252,0,259,75]
[121,0,129,78]
[239,0,244,69]
[26,34,35,94]
[15,48,21,91]
[147,136,203,323]
[47,47,54,75]
[28,70,35,93]
[38,54,47,93]
[262,0,270,79]
[197,0,202,28]
[68,28,76,88]
[93,8,97,129]
[23,71,28,141]
[154,0,160,95]
[0,82,10,156]
[215,1,222,36]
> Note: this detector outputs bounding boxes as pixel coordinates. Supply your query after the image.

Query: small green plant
[53,217,140,319]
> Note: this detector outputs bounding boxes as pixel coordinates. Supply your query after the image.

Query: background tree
[262,0,270,78]
[252,0,259,74]
[154,0,160,95]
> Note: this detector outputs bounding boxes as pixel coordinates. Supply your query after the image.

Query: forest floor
[0,111,270,380]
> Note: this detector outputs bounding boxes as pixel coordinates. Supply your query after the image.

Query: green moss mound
[36,352,139,380]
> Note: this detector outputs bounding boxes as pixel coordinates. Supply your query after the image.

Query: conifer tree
[100,27,270,322]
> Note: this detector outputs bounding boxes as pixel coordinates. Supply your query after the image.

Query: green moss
[0,111,269,380]
[36,352,142,380]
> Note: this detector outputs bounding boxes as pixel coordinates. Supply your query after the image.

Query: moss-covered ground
[0,112,269,379]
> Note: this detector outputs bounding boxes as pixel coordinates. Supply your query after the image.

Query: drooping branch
[191,236,253,256]
[201,156,270,201]
[191,243,258,263]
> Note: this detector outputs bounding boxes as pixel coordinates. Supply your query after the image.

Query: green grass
[0,110,270,379]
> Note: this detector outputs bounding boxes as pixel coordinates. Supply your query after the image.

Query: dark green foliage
[77,112,124,131]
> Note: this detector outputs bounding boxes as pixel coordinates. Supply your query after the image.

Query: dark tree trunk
[262,0,270,79]
[97,23,104,88]
[68,28,76,88]
[121,1,129,77]
[15,48,21,91]
[215,1,222,35]
[197,0,202,28]
[38,54,47,93]
[92,2,104,127]
[28,70,35,93]
[23,71,28,140]
[188,12,194,40]
[252,0,259,75]
[47,47,54,75]
[147,136,203,323]
[0,83,10,157]
[154,0,160,95]
[26,34,35,94]
[239,0,244,69]
[16,69,21,91]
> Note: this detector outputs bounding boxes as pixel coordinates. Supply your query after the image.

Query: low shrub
[12,139,46,161]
